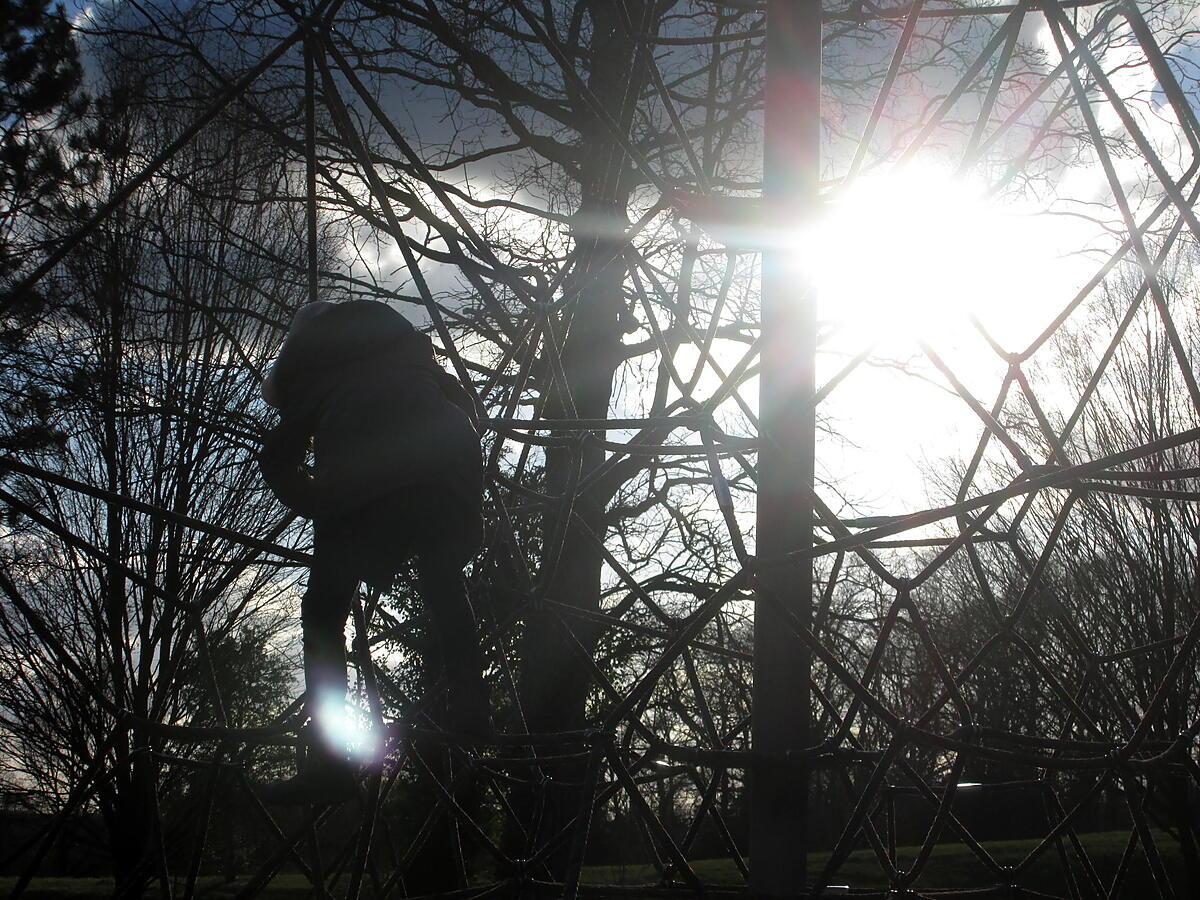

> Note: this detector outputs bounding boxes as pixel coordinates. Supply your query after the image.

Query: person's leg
[260,522,359,804]
[301,523,359,731]
[415,541,491,737]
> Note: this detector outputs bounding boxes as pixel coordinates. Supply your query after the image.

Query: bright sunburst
[805,168,1063,348]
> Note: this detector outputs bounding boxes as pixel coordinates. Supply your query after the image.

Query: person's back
[325,365,482,574]
[257,300,490,804]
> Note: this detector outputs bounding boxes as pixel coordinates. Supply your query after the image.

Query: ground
[0,830,1187,897]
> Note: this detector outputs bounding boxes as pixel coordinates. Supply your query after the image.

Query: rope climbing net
[3,1,1200,898]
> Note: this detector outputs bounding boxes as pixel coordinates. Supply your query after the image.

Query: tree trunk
[514,1,642,875]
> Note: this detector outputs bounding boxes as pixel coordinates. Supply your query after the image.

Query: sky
[796,8,1199,522]
[404,4,1199,528]
[64,0,1200,528]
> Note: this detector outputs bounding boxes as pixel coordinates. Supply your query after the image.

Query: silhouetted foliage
[1,0,88,281]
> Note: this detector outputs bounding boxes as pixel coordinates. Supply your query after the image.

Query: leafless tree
[4,0,1199,893]
[0,35,317,889]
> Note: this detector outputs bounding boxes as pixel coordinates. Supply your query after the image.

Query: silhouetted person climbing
[256,300,490,804]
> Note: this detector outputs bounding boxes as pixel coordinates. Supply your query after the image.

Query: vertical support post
[752,1,820,896]
[304,29,320,306]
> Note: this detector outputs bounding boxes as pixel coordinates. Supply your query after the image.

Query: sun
[803,168,1054,349]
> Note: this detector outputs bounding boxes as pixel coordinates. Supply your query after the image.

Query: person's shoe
[447,679,494,741]
[255,760,359,806]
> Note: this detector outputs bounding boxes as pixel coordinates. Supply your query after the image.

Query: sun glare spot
[804,169,1048,348]
[314,689,383,763]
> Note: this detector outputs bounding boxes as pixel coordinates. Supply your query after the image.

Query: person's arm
[258,415,319,518]
[259,412,367,521]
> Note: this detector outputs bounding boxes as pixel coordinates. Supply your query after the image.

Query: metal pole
[304,29,320,307]
[752,1,820,896]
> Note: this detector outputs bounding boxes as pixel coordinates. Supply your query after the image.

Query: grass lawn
[1,830,1187,897]
[589,829,1185,893]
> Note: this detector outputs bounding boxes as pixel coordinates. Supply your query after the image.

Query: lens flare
[313,688,383,763]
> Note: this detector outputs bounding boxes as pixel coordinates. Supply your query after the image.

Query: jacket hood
[263,300,422,410]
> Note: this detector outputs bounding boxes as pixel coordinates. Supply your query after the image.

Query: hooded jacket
[259,301,483,584]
